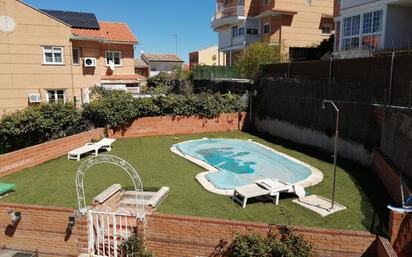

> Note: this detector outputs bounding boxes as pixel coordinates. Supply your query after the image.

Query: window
[232,26,238,37]
[47,90,66,104]
[105,51,122,66]
[212,55,217,61]
[322,25,331,35]
[43,46,63,64]
[341,10,383,51]
[72,48,80,65]
[247,28,258,35]
[263,23,270,34]
[238,26,245,36]
[238,0,244,5]
[341,15,361,50]
[262,0,270,5]
[362,10,383,49]
[306,0,312,6]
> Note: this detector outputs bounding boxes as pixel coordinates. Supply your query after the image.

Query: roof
[321,13,333,19]
[256,9,298,19]
[101,74,146,80]
[134,58,149,68]
[72,22,138,44]
[142,54,184,63]
[40,9,99,29]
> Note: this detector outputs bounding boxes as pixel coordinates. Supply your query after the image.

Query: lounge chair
[94,138,116,152]
[233,179,305,208]
[0,183,16,196]
[67,138,116,161]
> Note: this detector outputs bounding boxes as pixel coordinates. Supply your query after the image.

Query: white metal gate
[88,209,137,257]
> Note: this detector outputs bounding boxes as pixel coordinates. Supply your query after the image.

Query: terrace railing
[211,4,245,22]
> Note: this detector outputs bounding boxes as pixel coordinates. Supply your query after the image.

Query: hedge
[0,90,247,152]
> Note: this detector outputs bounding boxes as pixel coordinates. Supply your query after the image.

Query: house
[189,45,226,70]
[211,0,334,65]
[0,0,143,115]
[334,0,412,54]
[141,53,184,77]
[135,58,150,77]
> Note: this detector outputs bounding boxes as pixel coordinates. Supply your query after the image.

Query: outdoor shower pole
[322,100,339,210]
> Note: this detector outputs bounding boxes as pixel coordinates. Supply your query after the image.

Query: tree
[236,42,286,79]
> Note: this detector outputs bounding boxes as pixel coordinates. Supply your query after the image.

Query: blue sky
[24,0,218,63]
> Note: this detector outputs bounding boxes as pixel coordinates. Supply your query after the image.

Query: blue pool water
[174,139,312,190]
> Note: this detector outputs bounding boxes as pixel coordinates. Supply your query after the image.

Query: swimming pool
[171,138,323,195]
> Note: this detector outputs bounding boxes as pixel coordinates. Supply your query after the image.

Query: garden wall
[145,213,377,257]
[389,211,412,257]
[110,112,247,139]
[0,128,104,178]
[0,203,87,256]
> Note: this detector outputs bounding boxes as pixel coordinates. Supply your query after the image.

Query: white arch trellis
[76,155,145,219]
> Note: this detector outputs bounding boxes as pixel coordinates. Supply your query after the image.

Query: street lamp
[322,100,339,210]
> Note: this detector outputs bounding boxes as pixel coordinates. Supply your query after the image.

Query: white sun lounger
[67,138,117,161]
[94,138,116,152]
[233,179,305,208]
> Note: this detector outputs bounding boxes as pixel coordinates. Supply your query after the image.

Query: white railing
[211,4,245,22]
[126,87,140,94]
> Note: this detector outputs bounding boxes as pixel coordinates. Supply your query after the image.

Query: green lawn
[0,131,390,233]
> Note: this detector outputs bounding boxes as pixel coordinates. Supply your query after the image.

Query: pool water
[174,139,312,190]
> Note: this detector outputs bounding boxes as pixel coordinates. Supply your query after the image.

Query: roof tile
[72,21,137,44]
[142,53,183,62]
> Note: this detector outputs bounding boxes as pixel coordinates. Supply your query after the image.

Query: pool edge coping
[170,138,324,196]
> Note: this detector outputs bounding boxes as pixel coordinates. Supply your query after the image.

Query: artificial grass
[0,131,390,233]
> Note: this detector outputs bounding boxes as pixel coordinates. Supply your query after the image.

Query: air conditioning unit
[28,93,41,103]
[84,57,97,67]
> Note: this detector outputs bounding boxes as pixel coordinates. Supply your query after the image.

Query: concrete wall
[197,45,224,66]
[341,0,379,10]
[254,117,372,166]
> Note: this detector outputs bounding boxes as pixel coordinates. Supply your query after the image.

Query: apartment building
[211,0,334,65]
[189,45,226,70]
[334,0,412,52]
[0,0,143,115]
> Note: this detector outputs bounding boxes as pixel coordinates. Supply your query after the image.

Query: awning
[256,9,297,19]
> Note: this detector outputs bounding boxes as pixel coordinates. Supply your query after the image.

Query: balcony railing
[211,4,245,22]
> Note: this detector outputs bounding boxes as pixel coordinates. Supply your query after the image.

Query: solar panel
[41,9,100,29]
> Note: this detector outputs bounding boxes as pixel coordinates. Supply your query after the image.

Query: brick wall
[389,211,412,257]
[0,203,87,256]
[110,113,247,139]
[145,213,376,257]
[0,129,104,178]
[372,149,401,204]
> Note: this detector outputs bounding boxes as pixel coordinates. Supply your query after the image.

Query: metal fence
[261,53,412,106]
[193,66,241,80]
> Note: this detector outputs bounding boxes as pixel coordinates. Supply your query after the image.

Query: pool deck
[170,139,324,196]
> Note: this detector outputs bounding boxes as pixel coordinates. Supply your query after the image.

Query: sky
[24,0,218,63]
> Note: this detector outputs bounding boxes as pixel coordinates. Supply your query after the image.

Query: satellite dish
[109,60,115,71]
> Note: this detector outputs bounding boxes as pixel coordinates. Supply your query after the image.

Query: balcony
[211,4,246,30]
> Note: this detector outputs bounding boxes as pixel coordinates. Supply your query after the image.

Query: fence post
[388,52,395,106]
[329,55,333,84]
[409,81,412,109]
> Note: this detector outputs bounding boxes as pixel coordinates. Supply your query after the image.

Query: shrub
[84,87,247,130]
[121,232,153,257]
[82,88,137,129]
[224,228,314,257]
[0,103,88,151]
[228,234,269,257]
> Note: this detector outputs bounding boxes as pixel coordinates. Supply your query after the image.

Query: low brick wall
[0,203,87,256]
[389,211,412,257]
[110,112,247,139]
[145,213,376,257]
[372,149,401,204]
[0,129,104,177]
